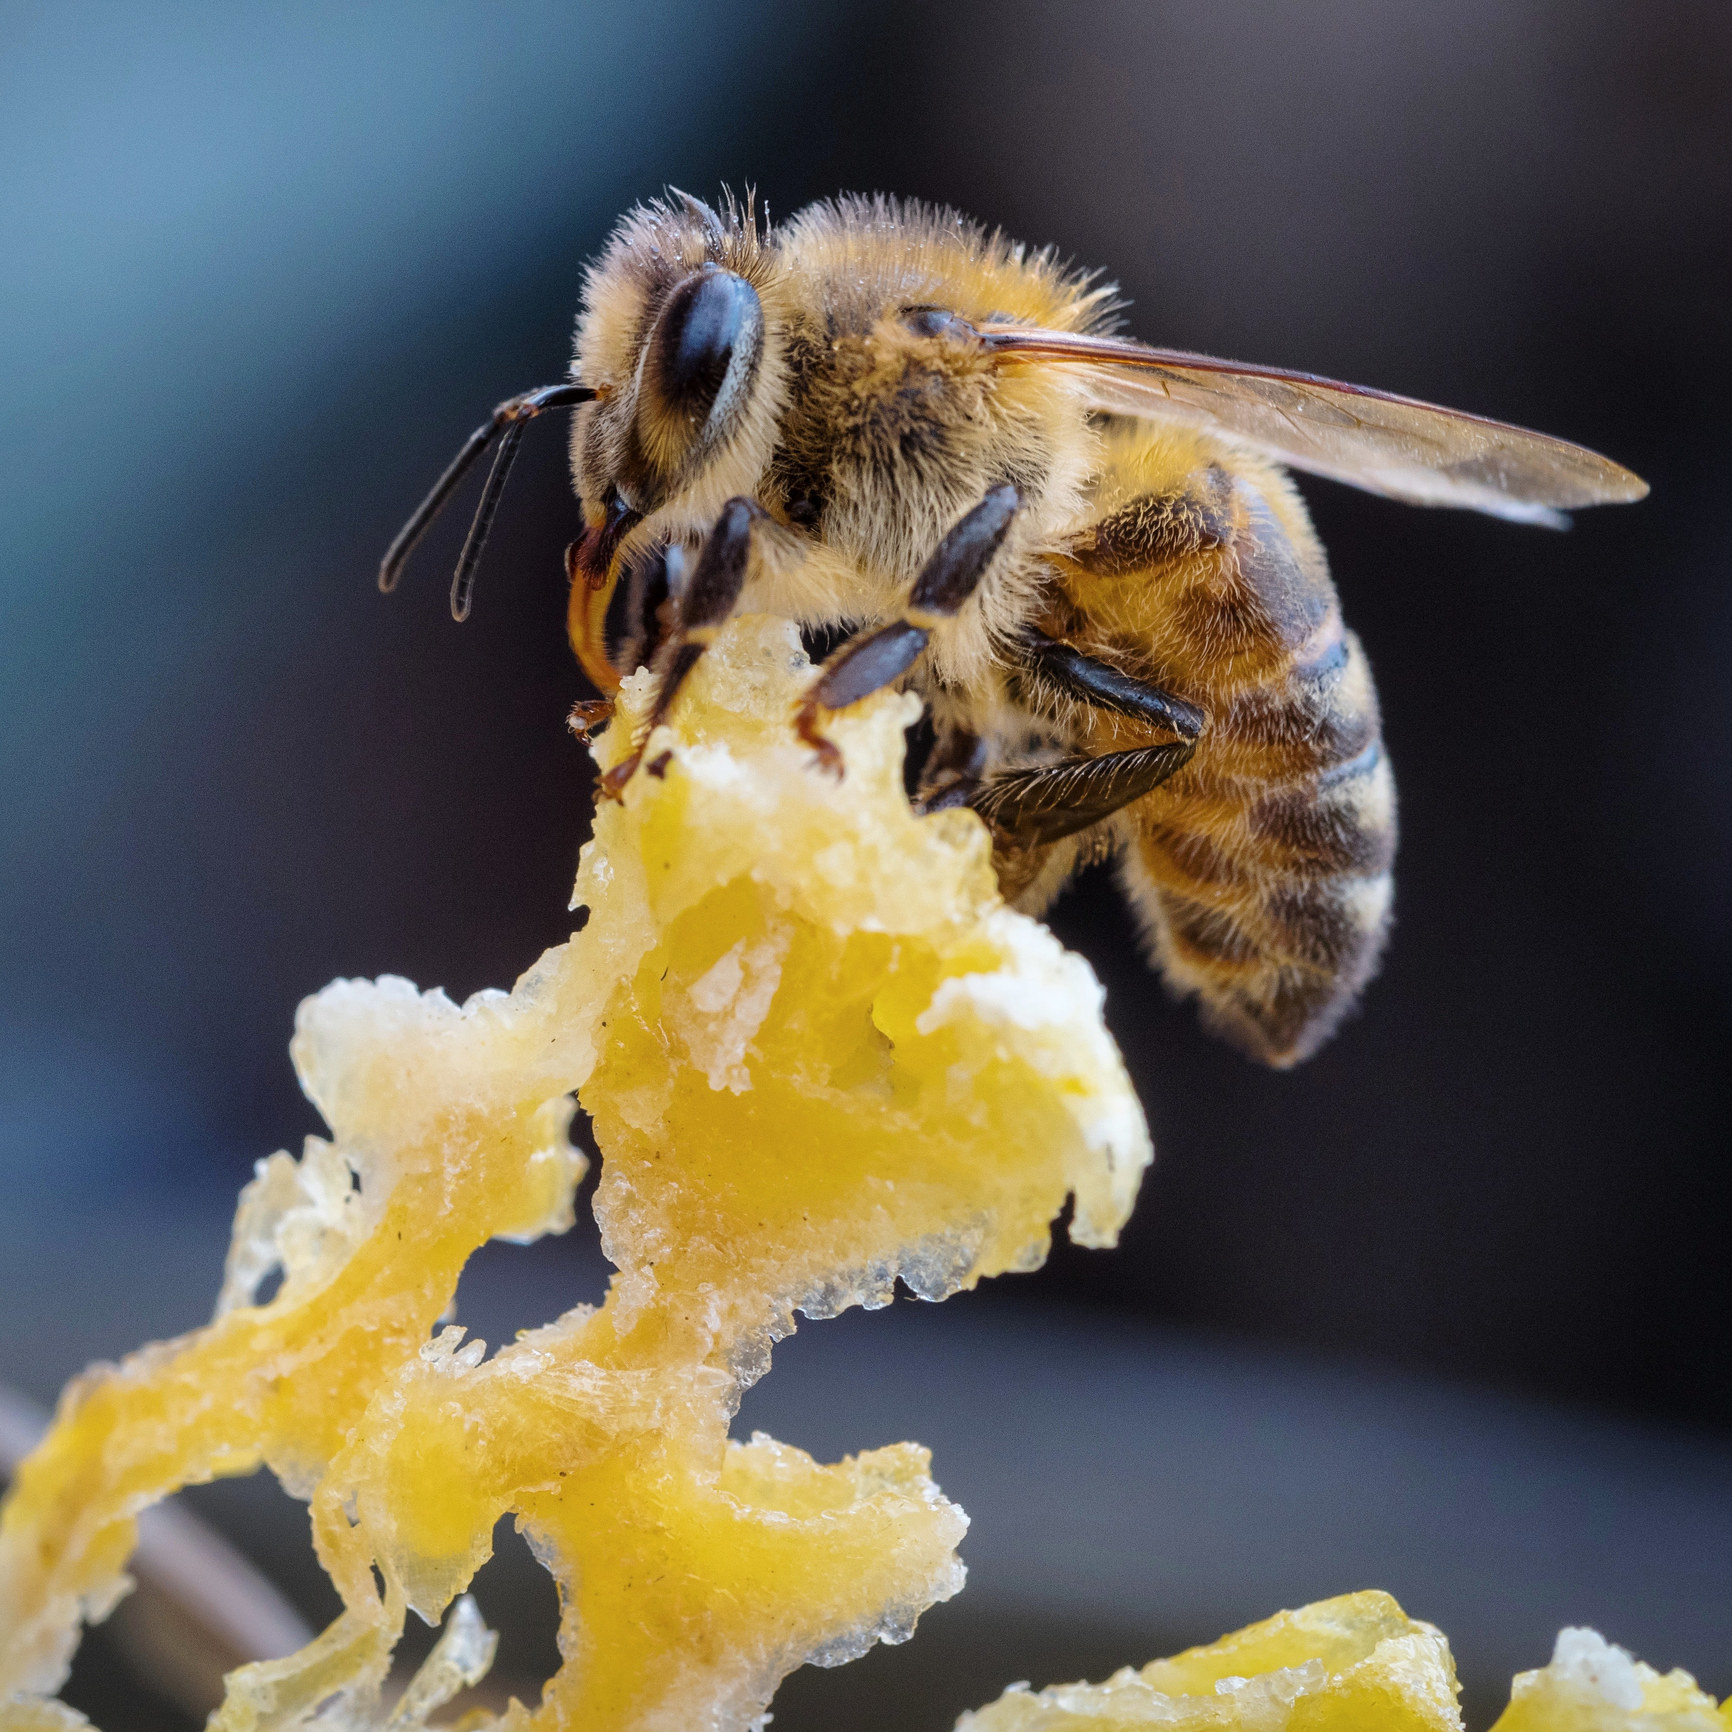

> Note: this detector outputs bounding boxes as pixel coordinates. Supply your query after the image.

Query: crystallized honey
[0,618,1149,1729]
[958,1592,1463,1732]
[958,1596,1731,1732]
[1488,1626,1731,1732]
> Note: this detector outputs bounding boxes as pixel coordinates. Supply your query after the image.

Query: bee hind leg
[1018,632,1206,740]
[939,633,1203,845]
[795,484,1022,774]
[598,496,766,799]
[970,741,1198,848]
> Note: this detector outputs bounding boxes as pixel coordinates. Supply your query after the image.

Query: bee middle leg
[598,496,766,798]
[794,483,1022,773]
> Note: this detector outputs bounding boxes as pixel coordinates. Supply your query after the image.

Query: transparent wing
[979,326,1647,526]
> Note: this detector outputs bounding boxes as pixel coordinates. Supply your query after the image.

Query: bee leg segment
[598,496,765,799]
[1019,633,1207,740]
[970,741,1198,847]
[976,634,1205,845]
[795,622,931,776]
[905,482,1023,615]
[794,483,1023,773]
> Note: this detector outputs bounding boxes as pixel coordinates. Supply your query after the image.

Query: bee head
[571,195,780,576]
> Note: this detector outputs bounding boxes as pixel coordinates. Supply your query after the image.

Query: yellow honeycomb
[0,617,1150,1730]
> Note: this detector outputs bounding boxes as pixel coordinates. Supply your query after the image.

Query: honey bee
[380,191,1645,1066]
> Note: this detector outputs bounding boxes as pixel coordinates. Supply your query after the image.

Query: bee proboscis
[380,191,1645,1066]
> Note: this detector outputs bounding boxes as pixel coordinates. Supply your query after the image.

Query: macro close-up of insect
[381,191,1646,1069]
[7,12,1732,1726]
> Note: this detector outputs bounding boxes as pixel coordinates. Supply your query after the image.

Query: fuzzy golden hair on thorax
[749,196,1116,615]
[775,193,1121,337]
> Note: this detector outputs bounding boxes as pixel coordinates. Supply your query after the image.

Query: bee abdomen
[1112,475,1396,1066]
[1246,737,1396,877]
[1151,869,1394,1064]
[1133,827,1394,1067]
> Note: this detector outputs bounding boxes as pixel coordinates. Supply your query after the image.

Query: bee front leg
[567,699,615,742]
[598,497,766,799]
[795,484,1022,774]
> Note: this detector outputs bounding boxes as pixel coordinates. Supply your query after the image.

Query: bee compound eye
[650,265,763,424]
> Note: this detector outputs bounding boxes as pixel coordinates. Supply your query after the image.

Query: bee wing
[979,326,1647,526]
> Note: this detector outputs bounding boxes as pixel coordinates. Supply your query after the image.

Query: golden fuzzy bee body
[383,191,1643,1066]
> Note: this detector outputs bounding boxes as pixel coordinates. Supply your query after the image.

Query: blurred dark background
[2,1,1729,1725]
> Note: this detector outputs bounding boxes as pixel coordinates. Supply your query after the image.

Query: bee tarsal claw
[792,697,846,779]
[568,699,615,742]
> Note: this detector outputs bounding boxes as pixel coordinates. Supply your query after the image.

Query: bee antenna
[377,380,594,616]
[449,416,525,622]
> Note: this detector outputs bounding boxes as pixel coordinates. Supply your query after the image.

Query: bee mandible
[379,191,1645,1066]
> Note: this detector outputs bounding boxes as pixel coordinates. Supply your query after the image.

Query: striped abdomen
[1057,432,1396,1066]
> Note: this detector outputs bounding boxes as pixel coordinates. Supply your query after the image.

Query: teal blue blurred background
[1,2,1729,1724]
